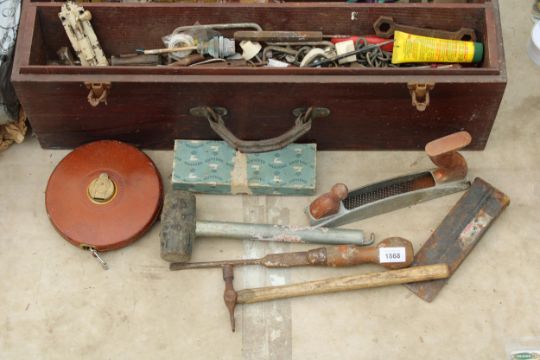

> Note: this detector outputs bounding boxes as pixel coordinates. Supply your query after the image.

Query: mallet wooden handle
[236,264,450,304]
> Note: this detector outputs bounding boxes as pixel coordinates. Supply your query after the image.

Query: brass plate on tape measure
[45,140,163,251]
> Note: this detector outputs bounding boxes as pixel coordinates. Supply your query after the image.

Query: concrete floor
[1,1,539,359]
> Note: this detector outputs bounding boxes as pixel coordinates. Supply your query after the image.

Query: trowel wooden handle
[309,183,348,219]
[236,264,450,304]
[425,131,471,183]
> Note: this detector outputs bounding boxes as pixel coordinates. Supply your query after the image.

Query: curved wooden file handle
[309,183,348,220]
[425,131,471,183]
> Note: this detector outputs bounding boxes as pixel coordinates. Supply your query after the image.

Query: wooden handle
[374,237,414,269]
[425,131,471,183]
[324,237,414,270]
[309,183,348,219]
[236,264,449,304]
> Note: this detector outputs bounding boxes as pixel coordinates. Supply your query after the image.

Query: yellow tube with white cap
[391,31,483,64]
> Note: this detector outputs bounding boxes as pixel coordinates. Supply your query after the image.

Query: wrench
[373,16,477,42]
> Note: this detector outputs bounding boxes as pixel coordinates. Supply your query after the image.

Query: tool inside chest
[19,1,502,75]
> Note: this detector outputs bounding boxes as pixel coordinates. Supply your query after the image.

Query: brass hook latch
[85,82,111,107]
[408,83,435,112]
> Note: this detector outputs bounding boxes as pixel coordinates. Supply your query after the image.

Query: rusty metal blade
[405,177,510,302]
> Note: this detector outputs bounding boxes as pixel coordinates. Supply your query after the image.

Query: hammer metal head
[160,191,196,262]
[223,265,238,332]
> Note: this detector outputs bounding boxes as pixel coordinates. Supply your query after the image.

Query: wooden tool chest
[12,0,505,150]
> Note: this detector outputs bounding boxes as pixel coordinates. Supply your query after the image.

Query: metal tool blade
[170,259,261,270]
[309,171,470,228]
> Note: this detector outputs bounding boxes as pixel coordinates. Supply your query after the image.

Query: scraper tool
[307,131,472,228]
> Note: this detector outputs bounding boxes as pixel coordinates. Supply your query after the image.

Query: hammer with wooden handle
[170,237,413,271]
[222,264,450,331]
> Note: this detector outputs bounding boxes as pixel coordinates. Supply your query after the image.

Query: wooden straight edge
[236,264,450,305]
[241,196,292,358]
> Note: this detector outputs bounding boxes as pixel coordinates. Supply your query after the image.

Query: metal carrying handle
[189,106,330,153]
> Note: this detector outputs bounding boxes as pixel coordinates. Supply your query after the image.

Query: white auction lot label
[379,247,406,263]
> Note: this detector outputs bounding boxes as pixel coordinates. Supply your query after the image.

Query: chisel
[170,237,414,271]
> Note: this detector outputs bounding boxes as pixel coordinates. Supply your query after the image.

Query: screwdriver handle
[260,251,313,267]
[323,237,413,269]
[260,247,372,268]
[260,237,414,270]
[323,245,375,267]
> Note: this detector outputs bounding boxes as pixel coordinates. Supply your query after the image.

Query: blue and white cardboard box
[172,140,316,195]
